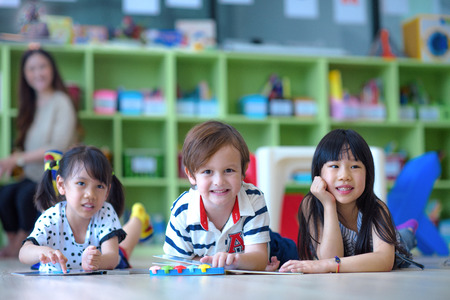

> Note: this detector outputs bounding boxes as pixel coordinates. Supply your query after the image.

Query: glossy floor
[1,250,449,300]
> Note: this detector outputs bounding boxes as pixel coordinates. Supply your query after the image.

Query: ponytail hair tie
[44,150,63,196]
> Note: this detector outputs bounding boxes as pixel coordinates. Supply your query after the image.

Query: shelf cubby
[2,43,450,219]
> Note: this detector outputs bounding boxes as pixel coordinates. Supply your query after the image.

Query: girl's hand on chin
[310,176,336,208]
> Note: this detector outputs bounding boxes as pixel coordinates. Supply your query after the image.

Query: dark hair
[182,120,250,178]
[297,129,406,261]
[16,48,71,150]
[34,145,125,217]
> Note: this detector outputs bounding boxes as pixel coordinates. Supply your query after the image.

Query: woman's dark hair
[297,129,407,261]
[16,48,70,150]
[34,145,125,217]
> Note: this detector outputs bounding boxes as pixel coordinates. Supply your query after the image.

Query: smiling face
[186,145,244,210]
[24,52,54,95]
[319,148,366,206]
[57,163,110,226]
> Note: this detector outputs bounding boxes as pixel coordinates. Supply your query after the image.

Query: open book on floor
[12,268,149,276]
[152,254,303,275]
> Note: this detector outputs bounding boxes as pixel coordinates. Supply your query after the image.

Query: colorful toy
[114,16,143,40]
[18,0,49,38]
[328,70,343,102]
[403,15,450,62]
[388,151,449,256]
[149,264,225,276]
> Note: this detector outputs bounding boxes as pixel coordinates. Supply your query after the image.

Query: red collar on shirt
[199,196,240,231]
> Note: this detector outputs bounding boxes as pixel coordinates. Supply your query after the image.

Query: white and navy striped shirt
[339,212,369,256]
[339,211,402,256]
[163,182,271,259]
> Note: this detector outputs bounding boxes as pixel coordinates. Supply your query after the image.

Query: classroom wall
[0,0,449,56]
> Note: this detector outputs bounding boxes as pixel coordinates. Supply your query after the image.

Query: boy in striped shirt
[164,121,297,271]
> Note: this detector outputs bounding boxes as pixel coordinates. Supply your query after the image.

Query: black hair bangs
[312,129,374,179]
[61,147,112,186]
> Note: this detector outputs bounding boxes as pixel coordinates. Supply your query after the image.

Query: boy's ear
[184,167,196,186]
[242,162,249,179]
[56,175,66,195]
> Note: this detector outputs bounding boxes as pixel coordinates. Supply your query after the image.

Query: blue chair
[388,151,449,256]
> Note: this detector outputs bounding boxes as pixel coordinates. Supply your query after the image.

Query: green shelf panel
[228,121,276,152]
[122,185,168,215]
[3,44,450,219]
[328,60,392,97]
[430,189,450,219]
[176,53,220,98]
[9,116,17,146]
[177,184,191,198]
[330,122,422,158]
[79,118,114,150]
[285,182,311,192]
[279,122,325,146]
[434,180,450,190]
[330,120,420,128]
[93,51,167,93]
[226,54,322,115]
[8,49,23,109]
[121,118,167,149]
[177,178,191,187]
[122,177,167,187]
[424,126,450,180]
[78,111,115,119]
[0,115,3,158]
[176,119,200,150]
[398,62,450,106]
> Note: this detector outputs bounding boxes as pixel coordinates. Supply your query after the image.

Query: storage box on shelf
[175,51,221,118]
[398,60,450,122]
[327,57,395,122]
[398,60,450,213]
[1,43,450,221]
[225,53,326,118]
[123,148,164,178]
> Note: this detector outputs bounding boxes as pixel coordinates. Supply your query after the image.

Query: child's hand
[200,252,240,269]
[310,176,336,208]
[279,259,333,274]
[265,256,280,272]
[82,246,102,271]
[39,248,68,273]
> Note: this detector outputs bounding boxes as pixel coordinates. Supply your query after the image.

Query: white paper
[166,0,202,9]
[381,0,408,16]
[123,0,160,15]
[219,0,253,5]
[333,0,367,25]
[0,0,19,8]
[284,0,319,19]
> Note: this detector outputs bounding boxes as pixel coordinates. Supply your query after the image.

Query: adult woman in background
[0,45,78,258]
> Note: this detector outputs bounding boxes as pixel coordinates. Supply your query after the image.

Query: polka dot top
[25,201,126,272]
